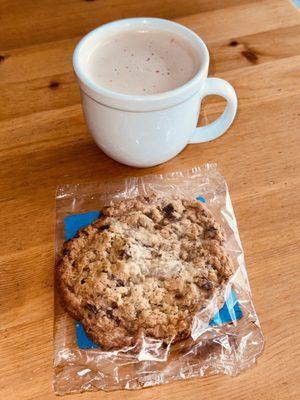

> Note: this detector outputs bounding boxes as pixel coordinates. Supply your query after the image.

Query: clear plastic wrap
[53,164,264,395]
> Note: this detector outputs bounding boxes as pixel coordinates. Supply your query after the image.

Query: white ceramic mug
[73,18,237,168]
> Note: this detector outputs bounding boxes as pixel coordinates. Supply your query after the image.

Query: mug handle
[189,78,237,143]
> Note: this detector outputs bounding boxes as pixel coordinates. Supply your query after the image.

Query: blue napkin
[63,197,242,349]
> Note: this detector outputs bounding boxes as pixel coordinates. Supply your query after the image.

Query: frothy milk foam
[86,29,200,95]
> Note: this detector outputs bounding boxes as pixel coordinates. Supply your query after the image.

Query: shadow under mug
[73,18,238,168]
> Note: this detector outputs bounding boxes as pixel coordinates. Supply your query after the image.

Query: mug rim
[73,18,210,111]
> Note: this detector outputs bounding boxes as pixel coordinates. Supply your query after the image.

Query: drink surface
[86,29,200,95]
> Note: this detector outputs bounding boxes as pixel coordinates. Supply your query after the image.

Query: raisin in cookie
[56,195,233,350]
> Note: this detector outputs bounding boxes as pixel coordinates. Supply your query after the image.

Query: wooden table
[1,0,299,399]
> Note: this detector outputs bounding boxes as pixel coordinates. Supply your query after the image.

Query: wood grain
[0,0,251,51]
[0,0,300,399]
